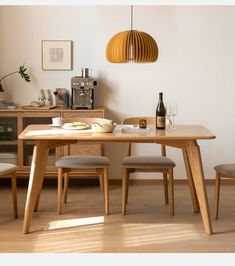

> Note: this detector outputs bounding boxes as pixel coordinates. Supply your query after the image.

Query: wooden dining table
[18,124,215,235]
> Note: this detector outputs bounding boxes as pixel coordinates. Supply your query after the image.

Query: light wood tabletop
[18,124,215,235]
[19,124,215,141]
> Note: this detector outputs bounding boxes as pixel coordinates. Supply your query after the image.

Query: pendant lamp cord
[131,5,133,31]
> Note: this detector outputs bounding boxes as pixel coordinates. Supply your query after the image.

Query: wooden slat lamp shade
[106,30,158,63]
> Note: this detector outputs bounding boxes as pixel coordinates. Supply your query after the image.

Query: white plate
[122,125,151,133]
[49,124,62,127]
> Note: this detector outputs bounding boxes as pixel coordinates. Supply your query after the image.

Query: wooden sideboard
[0,107,105,179]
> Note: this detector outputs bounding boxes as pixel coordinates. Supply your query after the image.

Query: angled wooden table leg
[34,187,41,212]
[23,141,49,234]
[185,141,213,235]
[182,149,200,213]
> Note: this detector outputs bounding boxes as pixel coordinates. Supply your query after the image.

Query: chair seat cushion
[122,156,176,169]
[214,164,235,176]
[0,163,17,176]
[55,155,110,169]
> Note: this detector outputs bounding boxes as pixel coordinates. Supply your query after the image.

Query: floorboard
[0,184,234,253]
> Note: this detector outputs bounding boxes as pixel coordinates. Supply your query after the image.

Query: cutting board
[21,105,57,110]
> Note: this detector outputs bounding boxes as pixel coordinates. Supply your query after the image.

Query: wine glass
[171,101,177,129]
[165,102,172,130]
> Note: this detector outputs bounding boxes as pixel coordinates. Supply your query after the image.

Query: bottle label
[156,116,165,128]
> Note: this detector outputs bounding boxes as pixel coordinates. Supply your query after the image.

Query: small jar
[139,119,147,128]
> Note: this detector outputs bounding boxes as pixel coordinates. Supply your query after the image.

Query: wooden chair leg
[214,171,221,220]
[168,168,174,216]
[103,168,109,215]
[163,173,169,204]
[99,174,105,205]
[63,172,69,204]
[57,168,63,215]
[125,172,129,205]
[11,171,18,219]
[122,168,129,215]
[99,174,104,192]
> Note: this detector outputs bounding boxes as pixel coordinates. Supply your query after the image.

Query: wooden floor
[0,183,234,253]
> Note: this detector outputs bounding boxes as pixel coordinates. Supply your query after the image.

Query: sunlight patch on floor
[33,217,106,252]
[46,216,104,230]
[121,223,201,247]
[32,221,202,252]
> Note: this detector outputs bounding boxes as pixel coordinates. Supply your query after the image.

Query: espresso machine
[71,68,97,109]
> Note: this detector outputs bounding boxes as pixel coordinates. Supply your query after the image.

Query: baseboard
[0,178,100,187]
[109,179,235,185]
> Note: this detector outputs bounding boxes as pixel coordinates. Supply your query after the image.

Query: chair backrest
[122,117,155,126]
[62,117,113,156]
[122,116,166,156]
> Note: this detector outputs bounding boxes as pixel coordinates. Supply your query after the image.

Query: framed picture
[41,40,73,70]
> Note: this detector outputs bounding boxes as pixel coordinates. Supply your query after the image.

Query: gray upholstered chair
[0,163,18,218]
[214,163,235,219]
[55,117,111,215]
[121,117,176,216]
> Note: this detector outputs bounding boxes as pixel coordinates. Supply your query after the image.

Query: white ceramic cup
[52,117,63,126]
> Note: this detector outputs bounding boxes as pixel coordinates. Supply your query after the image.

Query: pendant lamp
[106,6,158,63]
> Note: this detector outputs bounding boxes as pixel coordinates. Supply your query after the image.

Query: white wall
[1,6,235,179]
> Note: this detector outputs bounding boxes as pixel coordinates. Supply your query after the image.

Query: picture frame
[41,40,73,70]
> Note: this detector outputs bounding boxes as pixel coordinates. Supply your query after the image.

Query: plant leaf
[18,64,31,82]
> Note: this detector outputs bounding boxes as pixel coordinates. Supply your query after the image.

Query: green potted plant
[0,64,31,101]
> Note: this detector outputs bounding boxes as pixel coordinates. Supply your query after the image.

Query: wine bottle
[156,92,166,129]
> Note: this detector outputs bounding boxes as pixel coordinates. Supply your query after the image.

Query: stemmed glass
[171,101,177,130]
[165,102,172,130]
[165,101,177,130]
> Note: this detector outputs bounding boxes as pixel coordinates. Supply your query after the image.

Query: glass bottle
[156,92,166,129]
